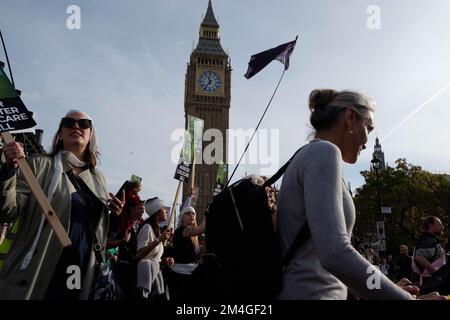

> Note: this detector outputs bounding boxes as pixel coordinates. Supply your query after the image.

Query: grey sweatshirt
[277,140,413,300]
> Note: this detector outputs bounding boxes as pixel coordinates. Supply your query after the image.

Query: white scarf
[62,151,86,168]
[20,151,86,270]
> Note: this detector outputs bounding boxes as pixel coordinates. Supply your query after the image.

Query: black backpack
[196,150,310,300]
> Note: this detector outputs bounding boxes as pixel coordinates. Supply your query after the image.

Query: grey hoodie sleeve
[302,142,413,300]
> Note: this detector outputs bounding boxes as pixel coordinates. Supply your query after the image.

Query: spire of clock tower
[202,0,219,28]
[196,0,226,55]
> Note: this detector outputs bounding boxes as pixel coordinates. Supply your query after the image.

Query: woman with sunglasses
[0,110,124,300]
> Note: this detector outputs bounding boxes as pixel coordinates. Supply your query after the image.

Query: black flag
[244,36,298,79]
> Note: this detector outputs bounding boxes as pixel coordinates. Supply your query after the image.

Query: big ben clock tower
[183,0,231,221]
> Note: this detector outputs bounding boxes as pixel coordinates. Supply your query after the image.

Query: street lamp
[371,155,386,255]
[371,156,383,221]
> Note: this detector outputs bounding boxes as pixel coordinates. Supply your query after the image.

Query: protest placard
[0,63,71,247]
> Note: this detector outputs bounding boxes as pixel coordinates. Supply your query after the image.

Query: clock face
[198,71,221,93]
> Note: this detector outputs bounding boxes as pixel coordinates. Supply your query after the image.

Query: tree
[353,159,450,255]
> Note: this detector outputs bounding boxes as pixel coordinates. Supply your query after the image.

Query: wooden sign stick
[190,154,196,191]
[168,180,182,231]
[1,132,72,247]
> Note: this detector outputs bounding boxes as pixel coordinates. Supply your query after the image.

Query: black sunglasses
[61,117,92,129]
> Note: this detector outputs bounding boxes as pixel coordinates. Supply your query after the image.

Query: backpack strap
[263,145,305,188]
[67,171,106,264]
[261,145,311,270]
[282,223,310,270]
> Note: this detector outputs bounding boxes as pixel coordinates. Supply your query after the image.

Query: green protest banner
[189,115,204,158]
[174,115,204,183]
[214,162,228,196]
[130,174,142,183]
[171,115,204,230]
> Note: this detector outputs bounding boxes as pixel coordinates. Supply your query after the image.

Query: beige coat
[0,154,110,299]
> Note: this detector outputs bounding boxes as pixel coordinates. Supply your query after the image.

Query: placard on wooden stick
[0,64,71,247]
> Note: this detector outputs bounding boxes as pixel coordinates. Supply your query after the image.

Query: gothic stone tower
[183,0,231,221]
[372,137,386,170]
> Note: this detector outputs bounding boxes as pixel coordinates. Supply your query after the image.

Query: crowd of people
[0,90,448,300]
[353,216,447,290]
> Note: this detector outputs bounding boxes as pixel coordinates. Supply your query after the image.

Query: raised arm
[136,225,171,260]
[181,187,195,210]
[182,219,205,238]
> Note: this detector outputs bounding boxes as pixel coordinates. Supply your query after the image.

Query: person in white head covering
[167,203,206,300]
[136,197,173,299]
[0,110,124,300]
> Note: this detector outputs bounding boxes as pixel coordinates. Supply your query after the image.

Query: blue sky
[1,0,450,206]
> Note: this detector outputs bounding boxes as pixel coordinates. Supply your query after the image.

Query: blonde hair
[177,207,200,255]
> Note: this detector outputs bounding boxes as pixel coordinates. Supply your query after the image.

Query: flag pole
[0,29,15,88]
[226,69,286,187]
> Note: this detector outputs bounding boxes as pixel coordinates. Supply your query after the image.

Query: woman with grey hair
[0,110,124,300]
[277,89,446,300]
